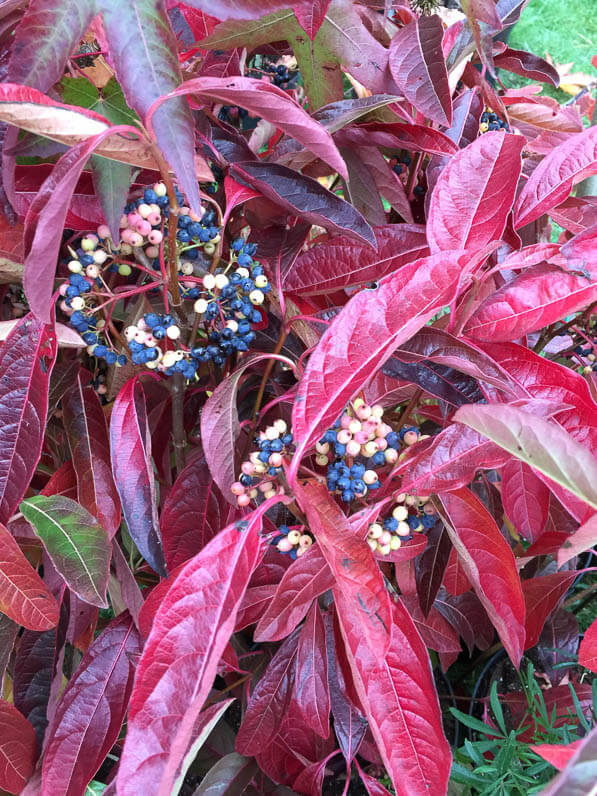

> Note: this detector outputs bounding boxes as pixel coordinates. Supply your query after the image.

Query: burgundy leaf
[235,583,277,630]
[0,614,17,686]
[443,548,472,597]
[284,224,428,296]
[427,132,524,253]
[415,522,452,616]
[493,46,560,86]
[62,376,121,538]
[337,595,451,795]
[109,376,166,577]
[464,264,597,341]
[514,126,597,230]
[295,482,392,655]
[389,15,452,126]
[100,0,201,214]
[294,602,330,739]
[236,629,300,755]
[182,0,328,21]
[255,542,333,642]
[537,608,579,686]
[0,315,56,524]
[229,161,375,246]
[192,752,258,795]
[438,487,525,666]
[151,76,347,179]
[9,0,96,92]
[382,356,482,407]
[0,700,37,794]
[501,460,550,542]
[290,250,468,477]
[359,769,394,796]
[313,95,408,134]
[116,512,265,795]
[111,540,144,629]
[160,451,240,570]
[336,123,458,158]
[41,614,139,796]
[293,0,331,39]
[579,617,597,674]
[0,522,58,631]
[523,572,579,650]
[400,595,461,654]
[341,146,387,226]
[436,591,493,654]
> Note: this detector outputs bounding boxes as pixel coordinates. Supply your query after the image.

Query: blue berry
[177,230,191,243]
[407,515,421,530]
[82,332,98,345]
[105,351,117,365]
[237,253,252,267]
[341,490,354,503]
[117,354,127,366]
[144,188,158,203]
[386,432,400,449]
[383,517,398,532]
[94,344,107,358]
[421,515,436,529]
[371,451,386,467]
[231,238,244,252]
[153,326,166,339]
[352,479,366,494]
[144,313,159,328]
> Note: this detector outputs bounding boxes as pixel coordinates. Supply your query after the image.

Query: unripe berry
[81,236,96,251]
[194,299,208,314]
[203,243,216,255]
[203,273,216,290]
[120,243,133,255]
[405,495,416,506]
[147,212,162,226]
[59,284,68,297]
[166,325,181,340]
[134,330,147,344]
[375,437,388,450]
[390,536,401,550]
[397,521,410,536]
[236,267,250,278]
[118,264,132,277]
[93,250,108,265]
[356,405,372,421]
[315,454,329,466]
[249,489,258,499]
[71,296,85,310]
[379,543,391,556]
[393,505,408,522]
[237,493,251,507]
[315,442,329,454]
[86,264,100,279]
[162,351,177,368]
[180,262,194,276]
[353,398,365,410]
[337,429,351,445]
[264,489,277,499]
[346,440,361,457]
[137,203,152,218]
[380,531,392,546]
[277,538,293,552]
[396,493,406,503]
[97,224,111,239]
[376,423,392,438]
[241,461,255,475]
[226,320,239,333]
[265,426,280,440]
[423,503,435,515]
[363,441,378,457]
[403,430,419,446]
[231,482,245,495]
[340,414,351,429]
[249,289,264,305]
[371,404,384,419]
[255,274,268,288]
[259,481,273,493]
[215,273,229,289]
[68,259,83,273]
[367,538,378,551]
[124,326,137,341]
[368,523,383,539]
[274,419,287,434]
[363,470,378,485]
[348,419,361,434]
[128,232,143,248]
[269,452,283,467]
[154,182,167,197]
[299,535,312,548]
[136,219,152,236]
[287,530,301,544]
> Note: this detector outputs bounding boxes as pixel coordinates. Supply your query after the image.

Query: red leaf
[414,522,452,616]
[514,126,597,229]
[501,460,550,542]
[438,488,525,666]
[436,592,493,654]
[464,264,597,341]
[116,511,265,795]
[0,522,58,631]
[523,572,579,650]
[182,0,328,21]
[557,513,597,567]
[236,629,300,755]
[337,122,458,157]
[0,700,37,794]
[389,15,452,126]
[579,616,597,673]
[337,596,451,795]
[294,602,330,739]
[235,583,276,630]
[160,451,240,570]
[443,547,471,596]
[40,459,78,500]
[289,250,468,478]
[0,315,57,524]
[400,595,461,654]
[109,376,166,577]
[62,376,121,538]
[359,768,394,796]
[394,422,510,495]
[41,614,140,796]
[427,132,524,253]
[493,47,560,87]
[536,725,597,795]
[530,740,581,771]
[150,76,347,179]
[284,224,428,296]
[255,542,333,642]
[293,0,332,39]
[294,482,392,656]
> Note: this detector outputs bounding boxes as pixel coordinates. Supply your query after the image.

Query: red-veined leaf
[0,315,56,524]
[149,76,347,179]
[41,614,140,796]
[530,741,581,771]
[336,123,458,158]
[62,376,121,538]
[116,509,267,795]
[293,0,332,39]
[464,264,597,341]
[20,495,111,609]
[438,487,525,666]
[283,224,428,295]
[514,126,597,229]
[0,700,37,794]
[400,595,461,654]
[110,376,166,577]
[359,768,394,796]
[389,14,452,126]
[160,451,240,570]
[254,542,333,642]
[236,628,300,755]
[454,403,597,511]
[523,572,579,650]
[435,591,493,654]
[289,250,468,479]
[427,131,524,253]
[294,602,330,739]
[0,522,58,631]
[579,617,597,674]
[100,0,203,214]
[493,46,560,86]
[501,460,550,542]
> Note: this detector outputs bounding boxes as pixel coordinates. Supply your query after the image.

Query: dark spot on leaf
[235,520,249,532]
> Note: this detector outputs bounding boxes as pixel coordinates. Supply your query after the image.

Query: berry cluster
[59,181,270,376]
[317,401,423,503]
[271,525,314,559]
[231,420,293,507]
[367,493,437,556]
[264,61,298,89]
[479,109,509,133]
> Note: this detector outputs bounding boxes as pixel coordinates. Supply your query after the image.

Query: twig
[170,372,187,475]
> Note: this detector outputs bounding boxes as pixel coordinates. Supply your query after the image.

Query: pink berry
[337,429,351,445]
[277,538,293,552]
[128,232,143,247]
[128,212,141,226]
[146,246,159,258]
[97,224,111,239]
[354,430,369,445]
[375,437,388,450]
[376,423,392,438]
[403,430,419,446]
[346,440,361,457]
[340,414,351,429]
[121,228,134,244]
[269,452,283,467]
[148,230,163,245]
[380,531,392,546]
[362,420,378,436]
[59,283,68,296]
[356,405,372,420]
[135,219,152,236]
[231,482,245,496]
[241,461,255,475]
[237,494,251,507]
[147,212,162,226]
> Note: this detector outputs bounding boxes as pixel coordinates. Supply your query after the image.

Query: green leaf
[450,707,504,738]
[60,77,140,126]
[490,680,508,735]
[20,495,111,608]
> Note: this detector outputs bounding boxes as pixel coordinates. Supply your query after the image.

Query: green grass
[507,0,596,75]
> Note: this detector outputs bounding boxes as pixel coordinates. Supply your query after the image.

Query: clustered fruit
[366,493,437,555]
[479,109,510,133]
[231,419,293,507]
[60,182,270,376]
[271,525,314,559]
